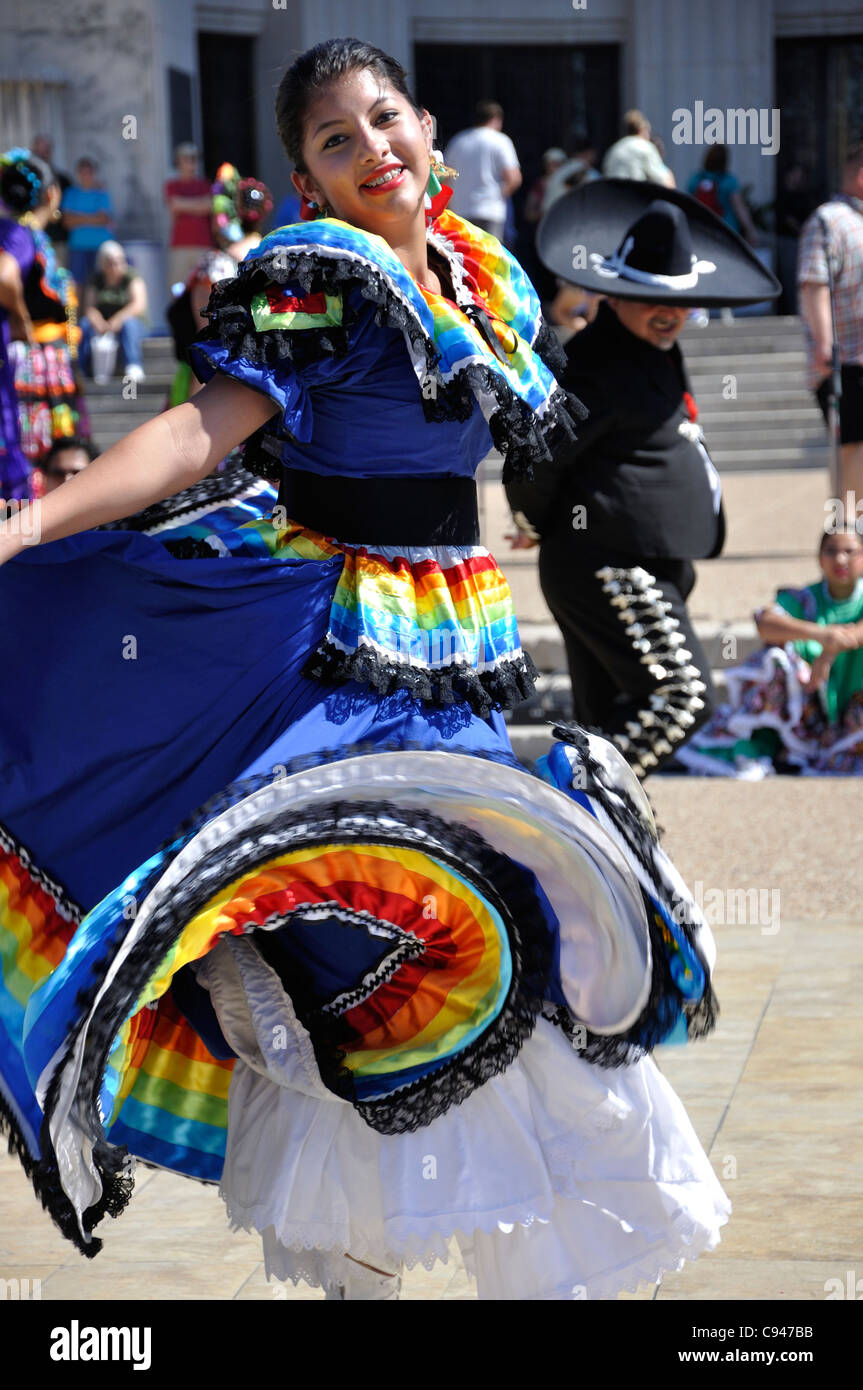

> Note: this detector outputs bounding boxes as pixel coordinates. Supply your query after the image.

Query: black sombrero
[537,178,780,307]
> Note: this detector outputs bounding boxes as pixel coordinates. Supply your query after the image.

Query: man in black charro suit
[507,182,780,778]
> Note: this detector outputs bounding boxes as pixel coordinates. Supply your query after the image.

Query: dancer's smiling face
[291,68,434,240]
[607,297,689,350]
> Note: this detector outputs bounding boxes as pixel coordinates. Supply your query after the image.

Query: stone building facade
[0,0,860,246]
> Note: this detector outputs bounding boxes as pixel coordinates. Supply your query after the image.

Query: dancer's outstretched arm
[0,375,277,563]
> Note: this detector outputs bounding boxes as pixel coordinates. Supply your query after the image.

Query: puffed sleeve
[0,219,36,279]
[504,358,614,538]
[774,587,813,622]
[187,276,351,477]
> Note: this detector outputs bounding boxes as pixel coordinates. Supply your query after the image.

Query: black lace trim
[540,886,684,1068]
[148,525,539,712]
[302,641,537,716]
[11,724,709,1255]
[548,722,719,1052]
[155,741,532,857]
[0,823,127,1258]
[532,316,569,378]
[38,800,550,1226]
[95,452,267,535]
[0,1083,134,1262]
[0,819,84,927]
[19,742,537,1255]
[161,537,223,559]
[237,804,553,1134]
[353,825,551,1134]
[194,248,587,483]
[0,1086,39,1193]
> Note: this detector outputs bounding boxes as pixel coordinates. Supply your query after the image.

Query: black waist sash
[276,470,480,546]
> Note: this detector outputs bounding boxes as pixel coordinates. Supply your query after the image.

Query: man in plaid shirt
[798,140,863,504]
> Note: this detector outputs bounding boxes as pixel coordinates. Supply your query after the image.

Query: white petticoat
[196,933,730,1301]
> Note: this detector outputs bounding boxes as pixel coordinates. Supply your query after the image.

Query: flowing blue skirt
[0,464,726,1294]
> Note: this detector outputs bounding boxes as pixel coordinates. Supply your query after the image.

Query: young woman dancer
[0,39,728,1300]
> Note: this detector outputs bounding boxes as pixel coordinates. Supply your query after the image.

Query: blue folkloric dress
[0,209,729,1299]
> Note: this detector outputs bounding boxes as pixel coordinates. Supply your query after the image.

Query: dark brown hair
[43,437,98,474]
[475,101,503,125]
[819,524,863,555]
[275,37,423,173]
[845,138,863,174]
[704,144,729,174]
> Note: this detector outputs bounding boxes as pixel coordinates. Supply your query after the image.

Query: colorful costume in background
[211,162,273,251]
[0,208,730,1299]
[0,216,89,496]
[679,578,863,777]
[165,251,237,408]
[0,218,32,500]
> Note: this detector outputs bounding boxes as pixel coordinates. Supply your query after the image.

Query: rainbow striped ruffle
[154,484,536,716]
[258,518,534,715]
[0,826,79,1156]
[1,736,719,1260]
[3,757,560,1255]
[0,470,719,1268]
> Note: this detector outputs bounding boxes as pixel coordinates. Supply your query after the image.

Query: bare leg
[840,442,863,513]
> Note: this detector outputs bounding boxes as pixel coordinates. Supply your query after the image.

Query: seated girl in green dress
[679,527,863,776]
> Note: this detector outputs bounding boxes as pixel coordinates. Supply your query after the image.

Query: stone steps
[692,381,816,397]
[686,352,807,371]
[84,345,176,448]
[505,667,732,721]
[88,317,829,464]
[518,618,759,673]
[696,407,819,425]
[555,316,827,468]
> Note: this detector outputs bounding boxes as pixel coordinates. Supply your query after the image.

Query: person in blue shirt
[687,145,758,245]
[61,156,114,289]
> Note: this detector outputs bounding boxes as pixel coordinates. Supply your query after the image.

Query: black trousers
[539,541,717,778]
[815,363,863,445]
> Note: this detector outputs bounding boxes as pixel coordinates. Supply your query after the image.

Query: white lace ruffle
[210,938,730,1300]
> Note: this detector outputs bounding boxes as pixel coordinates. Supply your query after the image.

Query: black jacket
[507,302,726,560]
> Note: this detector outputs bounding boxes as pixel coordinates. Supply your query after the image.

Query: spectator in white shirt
[603,110,675,187]
[443,101,522,242]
